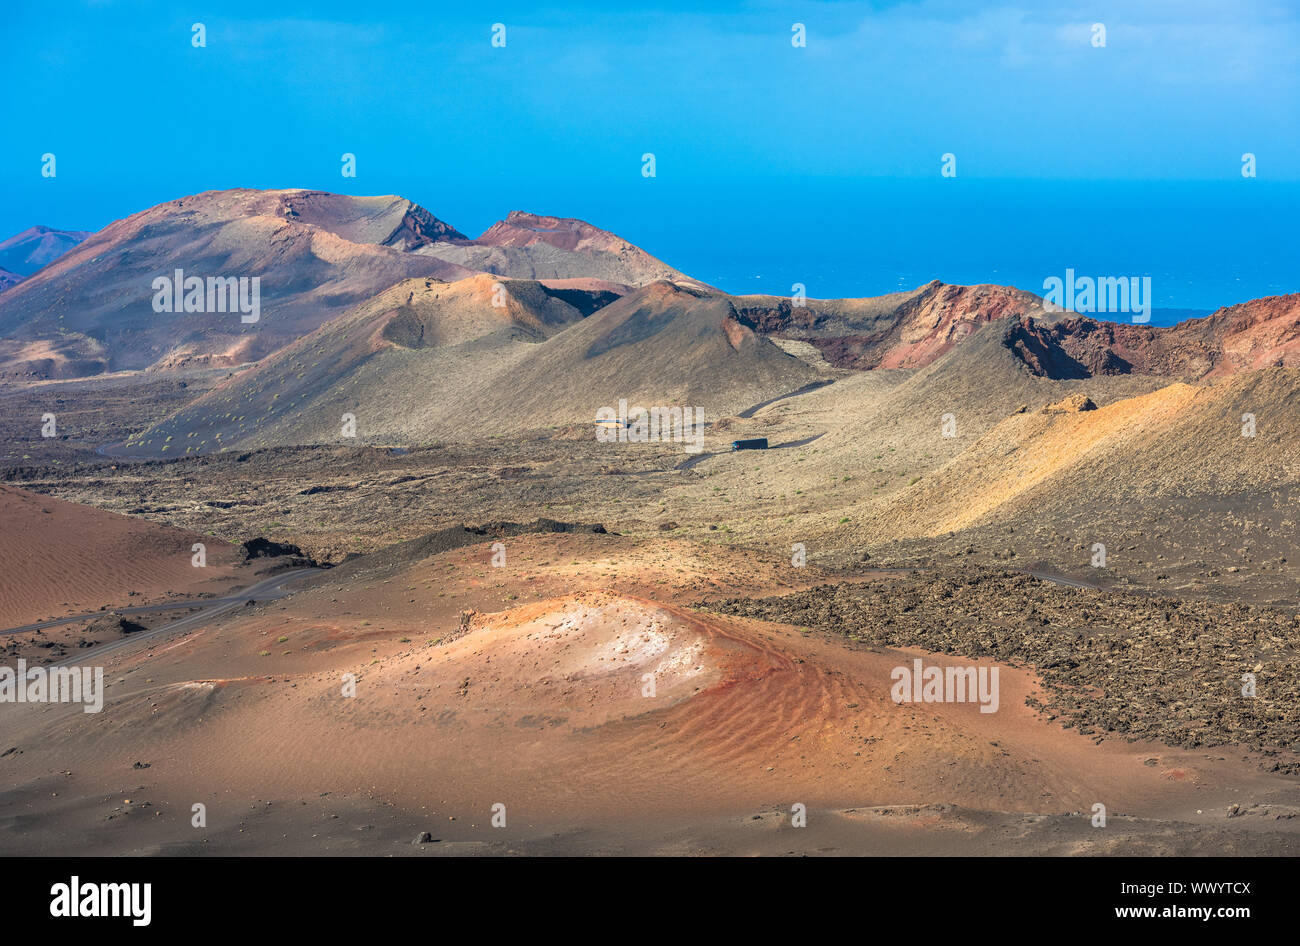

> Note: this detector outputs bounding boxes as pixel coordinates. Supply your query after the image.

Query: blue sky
[3,1,1298,308]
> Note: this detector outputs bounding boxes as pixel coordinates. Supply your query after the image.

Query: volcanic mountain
[114,279,816,455]
[731,280,1045,369]
[112,274,621,454]
[1006,292,1300,380]
[0,190,476,379]
[0,267,21,293]
[650,294,1300,579]
[0,192,713,380]
[452,280,814,429]
[415,210,707,290]
[0,225,91,276]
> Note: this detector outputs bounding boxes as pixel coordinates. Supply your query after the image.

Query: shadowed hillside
[113,279,815,454]
[110,274,620,455]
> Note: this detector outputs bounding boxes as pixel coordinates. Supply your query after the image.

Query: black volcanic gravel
[703,567,1300,771]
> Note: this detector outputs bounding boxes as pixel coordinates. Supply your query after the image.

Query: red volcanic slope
[1007,293,1300,379]
[732,280,1045,371]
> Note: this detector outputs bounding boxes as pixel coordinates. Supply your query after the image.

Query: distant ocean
[485,179,1300,327]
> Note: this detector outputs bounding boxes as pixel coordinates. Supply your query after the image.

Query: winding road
[735,378,834,418]
[676,380,835,472]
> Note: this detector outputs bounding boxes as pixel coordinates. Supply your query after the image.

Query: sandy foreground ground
[3,531,1298,856]
[0,484,248,629]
